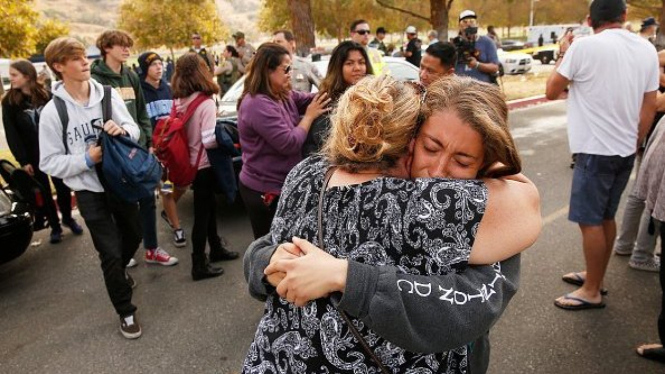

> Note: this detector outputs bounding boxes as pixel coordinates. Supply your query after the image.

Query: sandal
[561,272,608,295]
[554,293,606,311]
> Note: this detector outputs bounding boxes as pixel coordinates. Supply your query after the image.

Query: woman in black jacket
[2,59,83,243]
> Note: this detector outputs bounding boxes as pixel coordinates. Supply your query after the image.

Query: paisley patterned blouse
[242,156,487,374]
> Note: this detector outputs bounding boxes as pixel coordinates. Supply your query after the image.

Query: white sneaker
[173,229,187,248]
[126,258,138,268]
[145,247,179,266]
[629,257,660,272]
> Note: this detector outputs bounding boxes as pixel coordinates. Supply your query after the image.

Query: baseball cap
[138,52,162,75]
[232,31,245,39]
[641,17,659,29]
[459,10,477,22]
[405,26,417,34]
[589,0,626,24]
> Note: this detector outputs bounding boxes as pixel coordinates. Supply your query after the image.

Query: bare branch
[447,0,455,11]
[375,0,429,21]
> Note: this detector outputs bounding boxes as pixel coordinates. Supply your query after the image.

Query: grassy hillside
[34,0,260,46]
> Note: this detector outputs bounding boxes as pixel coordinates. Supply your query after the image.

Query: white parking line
[543,205,569,226]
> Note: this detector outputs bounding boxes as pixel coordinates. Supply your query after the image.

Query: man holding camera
[452,10,499,84]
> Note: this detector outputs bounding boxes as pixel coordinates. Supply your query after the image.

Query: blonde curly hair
[323,75,420,172]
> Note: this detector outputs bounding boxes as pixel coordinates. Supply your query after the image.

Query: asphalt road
[0,101,662,374]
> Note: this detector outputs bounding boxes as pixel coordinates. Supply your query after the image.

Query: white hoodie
[39,79,140,192]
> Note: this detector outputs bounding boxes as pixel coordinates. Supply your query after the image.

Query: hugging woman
[242,76,540,374]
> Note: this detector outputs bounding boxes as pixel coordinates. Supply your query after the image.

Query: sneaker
[126,258,138,268]
[173,229,187,248]
[50,228,63,244]
[119,314,142,339]
[160,210,173,229]
[125,271,137,289]
[145,247,179,266]
[62,218,84,235]
[614,247,633,256]
[629,257,660,273]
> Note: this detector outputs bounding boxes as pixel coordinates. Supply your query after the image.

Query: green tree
[0,0,40,58]
[35,19,71,56]
[118,0,227,57]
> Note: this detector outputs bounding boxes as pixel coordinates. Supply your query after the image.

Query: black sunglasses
[284,65,292,74]
[355,29,371,35]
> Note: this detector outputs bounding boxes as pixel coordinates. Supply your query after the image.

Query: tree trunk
[431,0,448,41]
[287,0,316,56]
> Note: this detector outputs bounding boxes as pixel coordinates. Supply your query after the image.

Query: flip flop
[561,272,608,295]
[554,293,606,311]
[637,344,665,363]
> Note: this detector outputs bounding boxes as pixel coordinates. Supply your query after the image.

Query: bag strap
[317,167,391,374]
[54,96,70,155]
[102,85,112,123]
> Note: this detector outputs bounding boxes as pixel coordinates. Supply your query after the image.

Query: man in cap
[349,19,385,74]
[639,16,659,45]
[369,27,388,55]
[546,0,659,311]
[189,32,215,74]
[452,10,499,83]
[272,30,322,92]
[233,31,256,67]
[404,26,422,67]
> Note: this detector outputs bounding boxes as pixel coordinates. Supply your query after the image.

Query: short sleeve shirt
[406,37,423,67]
[454,35,499,83]
[557,29,659,156]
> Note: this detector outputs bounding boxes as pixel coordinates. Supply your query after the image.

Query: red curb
[507,95,551,111]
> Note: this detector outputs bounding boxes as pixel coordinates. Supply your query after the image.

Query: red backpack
[152,94,209,186]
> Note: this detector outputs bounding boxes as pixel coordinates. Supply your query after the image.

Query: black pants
[34,169,72,230]
[659,221,665,345]
[192,168,220,256]
[76,191,142,317]
[238,181,279,239]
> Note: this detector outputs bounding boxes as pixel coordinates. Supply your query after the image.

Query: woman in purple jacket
[237,43,329,239]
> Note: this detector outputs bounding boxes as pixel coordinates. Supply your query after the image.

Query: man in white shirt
[546,0,658,310]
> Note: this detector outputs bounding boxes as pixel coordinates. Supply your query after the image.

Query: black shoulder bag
[317,167,390,374]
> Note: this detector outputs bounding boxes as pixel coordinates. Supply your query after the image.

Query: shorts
[568,153,635,225]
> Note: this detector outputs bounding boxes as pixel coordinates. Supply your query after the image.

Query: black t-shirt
[406,38,422,67]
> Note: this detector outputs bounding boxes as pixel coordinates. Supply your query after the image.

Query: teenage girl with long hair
[2,59,83,243]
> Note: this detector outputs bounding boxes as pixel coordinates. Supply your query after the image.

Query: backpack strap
[102,85,112,123]
[54,96,70,154]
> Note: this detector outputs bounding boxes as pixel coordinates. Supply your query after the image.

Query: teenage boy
[40,37,143,339]
[92,30,178,267]
[137,51,187,249]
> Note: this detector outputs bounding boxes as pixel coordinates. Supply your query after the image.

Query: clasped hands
[265,236,348,307]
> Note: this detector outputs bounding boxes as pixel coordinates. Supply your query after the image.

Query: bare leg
[161,188,186,230]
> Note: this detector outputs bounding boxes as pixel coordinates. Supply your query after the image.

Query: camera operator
[452,10,499,84]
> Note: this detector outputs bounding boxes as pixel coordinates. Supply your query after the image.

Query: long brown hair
[1,59,50,108]
[318,41,373,103]
[171,53,219,98]
[421,76,521,178]
[238,43,289,108]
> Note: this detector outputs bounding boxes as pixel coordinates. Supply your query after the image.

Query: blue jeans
[139,194,158,249]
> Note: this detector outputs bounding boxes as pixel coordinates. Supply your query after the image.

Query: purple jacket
[238,90,314,193]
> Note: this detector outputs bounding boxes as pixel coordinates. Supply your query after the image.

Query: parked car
[531,47,558,65]
[500,39,526,52]
[497,49,533,75]
[218,56,419,118]
[0,161,34,265]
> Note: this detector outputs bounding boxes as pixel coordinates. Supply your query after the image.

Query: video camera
[453,26,480,64]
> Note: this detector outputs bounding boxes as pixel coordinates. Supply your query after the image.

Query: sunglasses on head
[355,29,371,35]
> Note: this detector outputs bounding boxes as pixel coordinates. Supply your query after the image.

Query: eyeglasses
[191,36,201,40]
[355,29,371,35]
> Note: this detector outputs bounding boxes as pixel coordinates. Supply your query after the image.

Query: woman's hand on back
[265,236,348,307]
[304,92,331,120]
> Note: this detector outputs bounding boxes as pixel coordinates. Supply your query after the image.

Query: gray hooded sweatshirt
[39,80,140,193]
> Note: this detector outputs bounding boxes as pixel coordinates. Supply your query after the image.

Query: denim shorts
[568,153,635,225]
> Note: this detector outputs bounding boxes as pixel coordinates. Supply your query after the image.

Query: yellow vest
[366,47,385,75]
